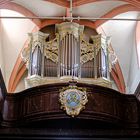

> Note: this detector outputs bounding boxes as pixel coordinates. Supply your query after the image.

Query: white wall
[0,9,35,91]
[128,35,140,94]
[0,12,5,79]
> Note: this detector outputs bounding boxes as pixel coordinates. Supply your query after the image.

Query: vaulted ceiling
[0,0,140,93]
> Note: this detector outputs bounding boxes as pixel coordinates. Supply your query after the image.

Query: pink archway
[0,2,41,27]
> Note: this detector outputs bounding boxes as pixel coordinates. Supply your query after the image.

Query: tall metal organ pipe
[56,22,84,78]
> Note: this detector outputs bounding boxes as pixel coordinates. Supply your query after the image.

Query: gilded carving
[21,27,116,69]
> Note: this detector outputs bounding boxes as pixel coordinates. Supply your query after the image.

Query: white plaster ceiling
[12,0,127,18]
[73,1,127,17]
[13,0,66,16]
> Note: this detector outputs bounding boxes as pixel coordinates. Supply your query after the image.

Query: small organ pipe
[106,47,110,80]
[57,34,61,77]
[79,36,81,78]
[28,35,33,76]
[94,46,97,78]
[41,45,45,77]
[69,34,71,76]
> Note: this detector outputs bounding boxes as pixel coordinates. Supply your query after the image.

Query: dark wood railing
[0,69,140,138]
[1,82,140,129]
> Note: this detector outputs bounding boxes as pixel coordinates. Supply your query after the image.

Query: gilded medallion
[59,86,88,117]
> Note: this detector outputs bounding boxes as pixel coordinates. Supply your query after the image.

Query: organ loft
[0,21,140,139]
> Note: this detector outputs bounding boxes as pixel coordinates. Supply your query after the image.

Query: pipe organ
[22,22,116,89]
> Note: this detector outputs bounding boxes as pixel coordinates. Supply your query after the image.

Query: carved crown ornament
[59,85,88,117]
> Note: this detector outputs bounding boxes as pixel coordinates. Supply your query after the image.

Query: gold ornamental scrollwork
[59,86,88,117]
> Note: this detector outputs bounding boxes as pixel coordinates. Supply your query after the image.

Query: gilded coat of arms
[59,86,88,117]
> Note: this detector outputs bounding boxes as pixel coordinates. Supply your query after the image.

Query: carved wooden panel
[1,83,140,128]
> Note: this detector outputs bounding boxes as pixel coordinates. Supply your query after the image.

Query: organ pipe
[28,33,33,77]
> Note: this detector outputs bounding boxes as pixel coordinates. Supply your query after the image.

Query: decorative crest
[59,85,88,117]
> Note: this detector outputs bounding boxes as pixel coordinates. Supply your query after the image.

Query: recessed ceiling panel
[13,0,65,17]
[73,1,127,18]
